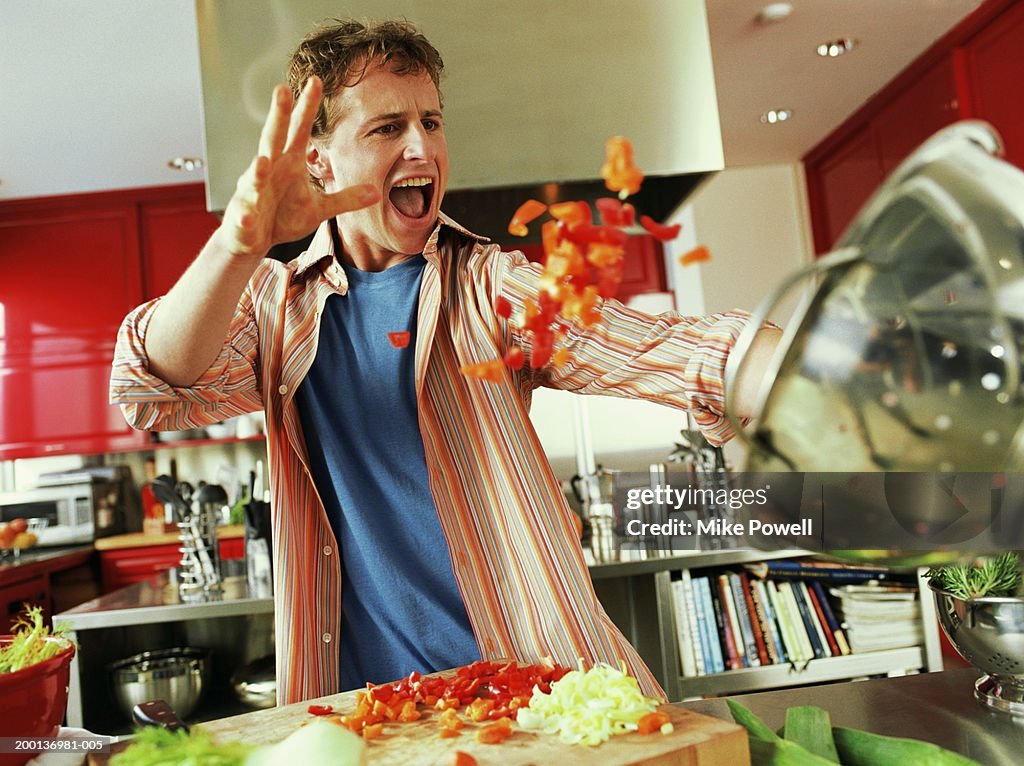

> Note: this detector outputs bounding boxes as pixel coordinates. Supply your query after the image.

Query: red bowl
[0,636,76,766]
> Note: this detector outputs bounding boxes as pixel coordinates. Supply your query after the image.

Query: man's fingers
[285,76,323,153]
[321,183,380,217]
[257,85,292,159]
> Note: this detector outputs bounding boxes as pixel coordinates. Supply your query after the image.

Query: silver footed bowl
[929,581,1024,716]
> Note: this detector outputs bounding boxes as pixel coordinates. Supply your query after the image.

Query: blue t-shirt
[295,255,478,689]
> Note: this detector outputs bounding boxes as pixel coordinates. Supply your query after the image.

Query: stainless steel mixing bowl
[930,581,1024,716]
[108,647,210,721]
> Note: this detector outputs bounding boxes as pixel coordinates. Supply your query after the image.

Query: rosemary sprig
[927,552,1021,600]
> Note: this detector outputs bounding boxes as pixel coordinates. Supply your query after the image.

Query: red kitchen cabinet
[962,1,1024,169]
[872,57,962,176]
[805,129,884,253]
[0,196,149,459]
[805,0,1023,254]
[139,186,220,299]
[0,184,217,459]
[518,234,669,306]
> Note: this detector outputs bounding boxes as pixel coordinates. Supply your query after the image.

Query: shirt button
[323,546,332,556]
[322,632,332,644]
[278,384,288,395]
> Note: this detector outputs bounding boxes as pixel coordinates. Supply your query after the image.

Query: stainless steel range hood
[195,0,723,244]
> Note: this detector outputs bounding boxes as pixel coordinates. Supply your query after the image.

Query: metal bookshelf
[589,549,943,702]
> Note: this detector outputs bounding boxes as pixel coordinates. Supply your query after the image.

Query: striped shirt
[110,214,752,704]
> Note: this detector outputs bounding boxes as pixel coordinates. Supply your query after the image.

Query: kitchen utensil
[930,582,1024,716]
[725,121,1024,563]
[230,653,277,710]
[0,636,75,766]
[132,698,189,732]
[151,475,189,521]
[108,647,210,722]
[198,678,748,765]
[571,466,621,563]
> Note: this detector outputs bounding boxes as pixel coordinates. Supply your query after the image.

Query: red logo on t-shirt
[388,331,411,349]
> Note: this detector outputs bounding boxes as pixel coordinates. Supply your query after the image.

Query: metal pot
[230,653,276,709]
[108,647,209,722]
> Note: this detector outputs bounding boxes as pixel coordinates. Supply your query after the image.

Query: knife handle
[132,699,189,732]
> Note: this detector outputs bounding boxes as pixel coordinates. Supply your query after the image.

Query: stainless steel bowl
[930,582,1024,716]
[108,647,210,721]
[230,653,276,710]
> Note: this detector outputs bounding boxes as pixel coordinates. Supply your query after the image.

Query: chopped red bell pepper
[507,198,548,237]
[595,197,636,227]
[503,347,525,370]
[679,244,712,266]
[548,200,592,226]
[307,703,334,716]
[494,295,512,319]
[601,136,644,199]
[639,214,682,242]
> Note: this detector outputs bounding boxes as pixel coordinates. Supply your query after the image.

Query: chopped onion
[516,662,660,746]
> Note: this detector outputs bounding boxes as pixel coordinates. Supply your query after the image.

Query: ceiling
[0,0,985,203]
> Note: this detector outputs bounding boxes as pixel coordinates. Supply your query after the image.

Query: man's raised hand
[218,76,379,258]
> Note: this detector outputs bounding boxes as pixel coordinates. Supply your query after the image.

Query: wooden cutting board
[196,690,749,766]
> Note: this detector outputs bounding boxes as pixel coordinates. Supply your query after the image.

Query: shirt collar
[290,213,490,278]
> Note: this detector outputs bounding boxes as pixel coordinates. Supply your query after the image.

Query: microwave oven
[0,466,138,546]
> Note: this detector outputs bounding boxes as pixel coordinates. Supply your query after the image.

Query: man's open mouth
[389,177,434,219]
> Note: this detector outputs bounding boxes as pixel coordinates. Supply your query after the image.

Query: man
[111,19,781,704]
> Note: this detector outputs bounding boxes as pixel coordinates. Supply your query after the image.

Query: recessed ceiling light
[760,109,794,125]
[167,156,205,172]
[817,38,858,58]
[757,3,794,23]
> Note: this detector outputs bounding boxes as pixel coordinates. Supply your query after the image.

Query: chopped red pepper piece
[595,197,636,227]
[507,198,548,237]
[494,296,512,319]
[503,347,526,370]
[475,717,514,745]
[636,710,672,735]
[460,358,505,383]
[548,200,592,226]
[639,214,682,242]
[449,752,477,766]
[307,703,334,716]
[679,244,712,266]
[601,136,644,199]
[387,331,411,348]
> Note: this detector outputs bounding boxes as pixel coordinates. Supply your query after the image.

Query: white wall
[530,162,814,477]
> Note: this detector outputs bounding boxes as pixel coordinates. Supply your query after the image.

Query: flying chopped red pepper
[387,331,411,349]
[507,198,548,237]
[460,358,505,383]
[476,136,696,383]
[494,295,512,319]
[595,196,636,227]
[601,136,644,199]
[679,244,712,267]
[639,214,682,243]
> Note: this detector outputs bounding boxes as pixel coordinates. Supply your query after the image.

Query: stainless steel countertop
[680,668,1023,766]
[53,570,272,630]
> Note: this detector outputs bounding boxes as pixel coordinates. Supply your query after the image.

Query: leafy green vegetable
[832,726,983,766]
[729,700,984,766]
[783,706,839,763]
[726,700,837,765]
[111,727,253,766]
[0,604,73,674]
[516,661,661,746]
[927,551,1021,599]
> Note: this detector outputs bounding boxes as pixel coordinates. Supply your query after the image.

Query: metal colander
[930,581,1024,716]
